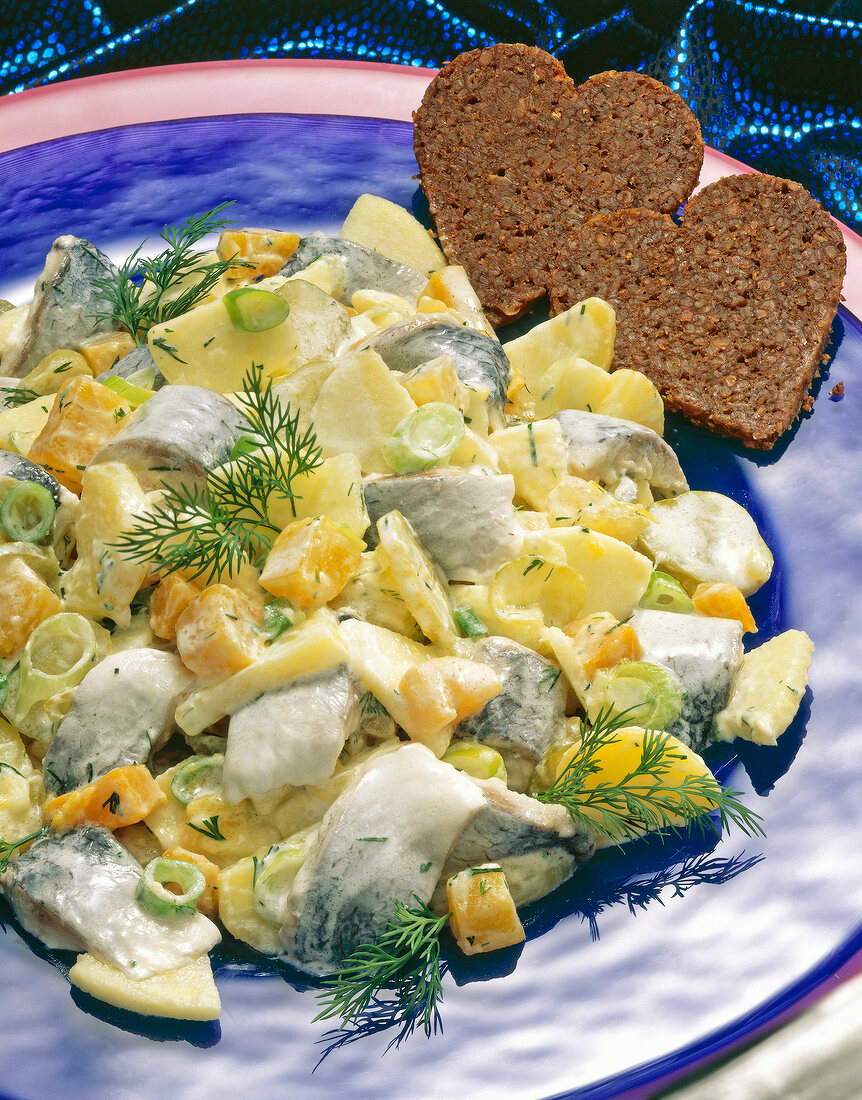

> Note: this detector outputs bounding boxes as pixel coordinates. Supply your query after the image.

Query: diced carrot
[259,515,363,610]
[78,331,137,376]
[398,657,501,756]
[175,583,263,680]
[217,228,300,280]
[162,846,220,918]
[27,376,134,494]
[150,573,203,642]
[691,582,757,633]
[44,764,167,832]
[564,611,642,678]
[447,864,525,955]
[0,557,63,658]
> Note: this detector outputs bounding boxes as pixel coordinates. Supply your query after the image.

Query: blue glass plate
[0,111,860,1100]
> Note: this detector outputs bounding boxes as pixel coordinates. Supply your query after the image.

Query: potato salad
[0,195,813,1028]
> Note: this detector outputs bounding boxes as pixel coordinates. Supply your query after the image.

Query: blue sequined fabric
[0,0,859,229]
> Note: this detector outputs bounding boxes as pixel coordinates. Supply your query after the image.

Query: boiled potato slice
[69,952,221,1020]
[310,349,417,474]
[492,419,569,510]
[489,554,585,629]
[524,527,653,620]
[714,629,814,745]
[534,356,614,420]
[218,855,282,955]
[637,491,773,597]
[376,509,458,648]
[503,298,615,400]
[339,193,447,275]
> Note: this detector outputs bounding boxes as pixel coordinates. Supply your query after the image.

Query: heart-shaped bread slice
[414,43,704,326]
[548,174,846,449]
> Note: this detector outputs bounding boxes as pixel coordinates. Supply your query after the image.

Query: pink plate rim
[0,57,859,316]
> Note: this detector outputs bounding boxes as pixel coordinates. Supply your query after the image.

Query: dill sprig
[91,203,242,341]
[0,828,46,872]
[536,707,765,844]
[0,386,41,407]
[314,896,450,1037]
[112,364,323,581]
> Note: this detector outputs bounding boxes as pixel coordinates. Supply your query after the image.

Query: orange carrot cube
[44,764,167,832]
[564,612,642,678]
[217,228,300,280]
[447,864,525,955]
[175,583,263,680]
[78,331,137,376]
[259,516,363,610]
[162,846,220,918]
[27,376,134,493]
[150,573,203,642]
[692,582,757,633]
[0,557,63,658]
[398,657,501,755]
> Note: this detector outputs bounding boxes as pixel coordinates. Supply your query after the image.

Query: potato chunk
[69,952,220,1021]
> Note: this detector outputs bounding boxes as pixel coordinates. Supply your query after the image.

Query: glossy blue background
[0,112,860,1100]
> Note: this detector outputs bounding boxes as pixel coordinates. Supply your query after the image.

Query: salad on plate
[0,191,812,1032]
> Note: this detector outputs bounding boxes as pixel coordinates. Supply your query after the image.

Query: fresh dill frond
[537,707,765,844]
[314,896,450,1037]
[91,203,244,341]
[0,386,41,407]
[0,828,46,872]
[112,364,323,581]
[187,816,226,841]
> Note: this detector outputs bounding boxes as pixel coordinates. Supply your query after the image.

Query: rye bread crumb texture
[413,42,704,327]
[549,174,846,448]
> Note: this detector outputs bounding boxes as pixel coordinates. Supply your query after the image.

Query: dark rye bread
[548,173,847,449]
[413,43,704,327]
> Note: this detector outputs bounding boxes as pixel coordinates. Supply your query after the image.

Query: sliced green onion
[229,434,260,461]
[253,828,315,924]
[11,613,98,722]
[599,661,684,730]
[136,857,206,918]
[0,672,8,711]
[223,287,290,332]
[260,598,297,641]
[0,482,55,543]
[123,364,156,391]
[442,742,507,783]
[382,402,465,475]
[170,754,224,805]
[639,570,693,614]
[101,376,155,407]
[453,605,489,638]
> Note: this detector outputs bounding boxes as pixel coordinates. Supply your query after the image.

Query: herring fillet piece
[43,649,194,795]
[89,384,246,491]
[0,448,62,505]
[552,408,688,498]
[223,666,360,803]
[630,607,744,752]
[278,232,427,304]
[2,236,117,378]
[455,636,567,774]
[279,742,484,974]
[363,314,511,419]
[0,826,220,978]
[362,469,522,583]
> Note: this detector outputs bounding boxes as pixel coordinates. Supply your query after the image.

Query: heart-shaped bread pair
[548,174,846,448]
[413,43,705,327]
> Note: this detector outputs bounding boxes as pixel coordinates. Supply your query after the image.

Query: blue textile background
[0,1,859,229]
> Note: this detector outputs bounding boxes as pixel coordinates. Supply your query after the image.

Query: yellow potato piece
[376,509,458,647]
[547,477,652,544]
[339,193,447,274]
[69,952,220,1021]
[218,856,282,955]
[490,554,585,630]
[714,630,814,746]
[492,419,569,510]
